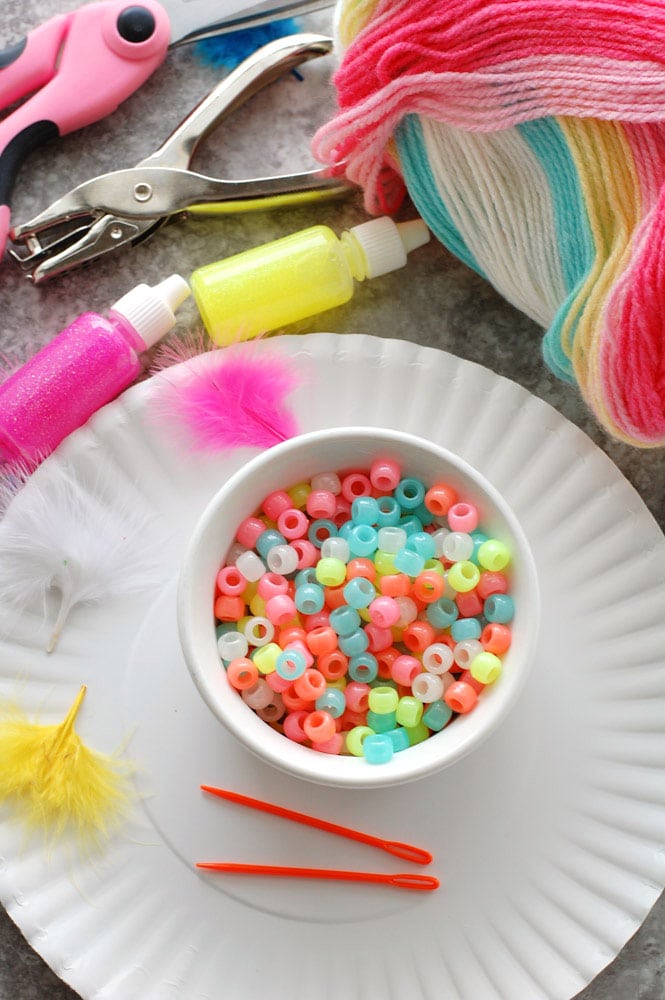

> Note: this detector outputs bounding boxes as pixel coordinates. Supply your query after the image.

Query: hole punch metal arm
[9,32,351,283]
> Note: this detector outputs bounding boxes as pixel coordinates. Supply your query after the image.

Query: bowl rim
[177,426,540,788]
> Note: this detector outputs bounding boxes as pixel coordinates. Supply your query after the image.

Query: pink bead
[391,654,422,686]
[266,670,292,693]
[265,594,297,626]
[216,565,247,597]
[341,472,372,502]
[368,595,401,628]
[283,710,309,743]
[332,497,352,527]
[286,638,314,668]
[313,732,344,754]
[302,610,331,631]
[306,489,337,520]
[364,622,394,652]
[369,457,401,493]
[262,490,292,521]
[291,538,318,569]
[257,572,289,601]
[277,507,309,540]
[447,501,479,533]
[345,681,371,714]
[236,516,265,549]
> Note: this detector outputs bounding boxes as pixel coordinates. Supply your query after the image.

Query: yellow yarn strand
[0,685,133,848]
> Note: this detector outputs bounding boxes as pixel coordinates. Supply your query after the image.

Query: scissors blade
[163,0,334,46]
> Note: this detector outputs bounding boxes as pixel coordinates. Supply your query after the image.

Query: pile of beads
[214,458,514,764]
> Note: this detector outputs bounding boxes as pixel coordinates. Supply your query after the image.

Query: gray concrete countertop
[1,2,664,998]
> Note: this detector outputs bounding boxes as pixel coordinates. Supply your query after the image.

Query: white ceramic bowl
[178,427,539,788]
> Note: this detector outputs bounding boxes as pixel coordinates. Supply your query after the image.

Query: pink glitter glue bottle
[0,274,190,465]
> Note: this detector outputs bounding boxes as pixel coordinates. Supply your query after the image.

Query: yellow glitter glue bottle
[190,216,430,344]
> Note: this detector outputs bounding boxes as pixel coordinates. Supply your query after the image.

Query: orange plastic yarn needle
[196,862,439,891]
[200,785,433,865]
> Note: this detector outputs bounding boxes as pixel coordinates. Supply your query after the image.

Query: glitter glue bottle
[0,274,190,466]
[190,216,430,344]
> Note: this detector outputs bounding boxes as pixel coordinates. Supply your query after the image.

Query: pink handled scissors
[0,0,331,257]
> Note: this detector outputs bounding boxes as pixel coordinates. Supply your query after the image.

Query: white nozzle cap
[349,216,430,279]
[111,274,191,349]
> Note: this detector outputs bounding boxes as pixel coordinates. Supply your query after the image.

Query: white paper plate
[1,333,665,1000]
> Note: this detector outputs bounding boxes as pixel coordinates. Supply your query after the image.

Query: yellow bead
[447,560,481,593]
[249,593,267,617]
[288,482,311,509]
[252,642,281,675]
[470,651,502,684]
[374,550,397,575]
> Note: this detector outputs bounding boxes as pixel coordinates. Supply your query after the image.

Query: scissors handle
[0,0,171,257]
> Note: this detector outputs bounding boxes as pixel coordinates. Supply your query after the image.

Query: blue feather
[194,19,302,70]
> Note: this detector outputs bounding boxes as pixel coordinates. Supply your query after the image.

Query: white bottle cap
[111,274,191,348]
[349,216,430,279]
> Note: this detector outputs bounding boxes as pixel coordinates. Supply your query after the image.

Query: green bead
[345,725,375,757]
[395,695,423,728]
[367,709,397,733]
[368,686,399,714]
[470,651,502,684]
[405,720,430,745]
[477,538,511,572]
[447,560,481,593]
[315,557,347,587]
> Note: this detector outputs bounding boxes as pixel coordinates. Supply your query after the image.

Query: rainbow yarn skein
[312,0,665,446]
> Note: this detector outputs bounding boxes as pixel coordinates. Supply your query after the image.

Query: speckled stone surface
[1,2,664,998]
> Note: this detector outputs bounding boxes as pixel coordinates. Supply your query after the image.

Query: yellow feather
[0,685,133,847]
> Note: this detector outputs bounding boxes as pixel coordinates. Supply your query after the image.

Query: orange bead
[324,585,348,610]
[214,595,246,622]
[445,681,478,714]
[282,685,311,712]
[318,650,349,681]
[411,571,445,604]
[303,710,336,744]
[226,658,259,691]
[424,483,457,517]
[346,558,377,582]
[481,622,512,655]
[379,573,411,597]
[278,625,307,647]
[375,646,401,679]
[294,668,327,701]
[305,625,338,657]
[402,619,436,653]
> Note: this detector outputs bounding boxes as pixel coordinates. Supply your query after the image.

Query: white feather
[0,462,168,652]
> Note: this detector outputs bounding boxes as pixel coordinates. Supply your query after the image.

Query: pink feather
[151,342,302,453]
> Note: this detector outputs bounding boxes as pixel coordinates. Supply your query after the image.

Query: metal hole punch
[9,33,351,284]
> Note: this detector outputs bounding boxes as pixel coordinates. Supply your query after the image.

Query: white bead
[266,544,299,575]
[236,549,265,582]
[226,541,248,564]
[377,526,407,554]
[217,631,249,662]
[430,528,450,558]
[321,536,350,562]
[442,531,474,563]
[422,642,454,674]
[243,616,275,647]
[453,638,484,668]
[310,471,342,494]
[394,595,418,627]
[411,672,445,703]
[242,679,273,710]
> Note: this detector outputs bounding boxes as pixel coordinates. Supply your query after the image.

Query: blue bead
[367,709,396,733]
[395,477,426,510]
[338,521,354,540]
[351,496,380,525]
[369,677,397,689]
[363,733,394,764]
[484,593,515,623]
[315,687,346,718]
[394,546,425,576]
[451,617,482,641]
[470,530,489,565]
[398,514,424,536]
[294,583,325,615]
[329,605,361,636]
[295,567,318,588]
[338,628,370,657]
[426,597,459,629]
[308,519,338,548]
[347,523,379,557]
[343,576,376,609]
[215,622,237,639]
[422,700,454,732]
[348,653,379,684]
[385,727,410,753]
[275,648,306,680]
[256,528,286,559]
[406,531,436,560]
[375,496,401,526]
[413,501,435,526]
